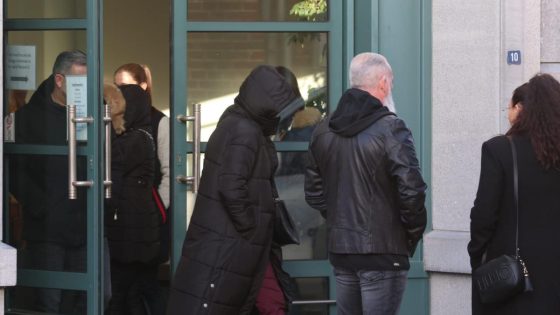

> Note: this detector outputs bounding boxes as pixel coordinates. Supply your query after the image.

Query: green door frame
[169,1,432,314]
[3,0,106,313]
[170,1,344,313]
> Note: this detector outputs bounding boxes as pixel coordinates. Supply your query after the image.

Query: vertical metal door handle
[103,104,112,198]
[68,105,94,200]
[176,103,201,193]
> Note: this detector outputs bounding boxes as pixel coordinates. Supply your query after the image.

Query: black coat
[10,75,87,247]
[468,135,560,314]
[305,89,427,257]
[105,85,160,264]
[167,66,297,315]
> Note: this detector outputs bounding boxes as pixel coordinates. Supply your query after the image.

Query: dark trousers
[334,268,408,315]
[26,242,86,314]
[139,263,167,315]
[106,260,154,315]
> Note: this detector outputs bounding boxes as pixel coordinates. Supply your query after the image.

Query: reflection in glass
[276,168,327,260]
[291,277,330,314]
[7,287,86,314]
[185,153,205,225]
[187,0,328,22]
[7,0,86,19]
[187,32,327,142]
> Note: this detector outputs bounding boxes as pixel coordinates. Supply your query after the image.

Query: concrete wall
[541,0,560,80]
[426,0,540,314]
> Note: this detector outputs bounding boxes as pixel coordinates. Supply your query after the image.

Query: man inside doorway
[11,50,88,313]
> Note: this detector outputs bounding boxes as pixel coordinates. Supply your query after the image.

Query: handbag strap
[270,178,279,199]
[508,137,520,257]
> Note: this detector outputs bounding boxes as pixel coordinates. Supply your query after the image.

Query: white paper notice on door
[4,112,15,143]
[6,45,36,90]
[66,75,88,141]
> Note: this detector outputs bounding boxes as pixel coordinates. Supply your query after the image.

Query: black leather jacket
[305,88,427,257]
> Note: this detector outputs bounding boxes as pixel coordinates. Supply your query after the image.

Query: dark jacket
[105,84,160,263]
[468,135,560,314]
[277,107,322,176]
[10,75,87,247]
[305,88,427,257]
[167,65,297,315]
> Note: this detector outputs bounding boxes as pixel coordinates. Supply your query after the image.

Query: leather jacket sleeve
[304,149,327,218]
[387,119,428,256]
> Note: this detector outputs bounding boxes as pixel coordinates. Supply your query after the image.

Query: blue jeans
[334,268,408,315]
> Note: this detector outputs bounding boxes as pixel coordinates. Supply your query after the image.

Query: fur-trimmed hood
[103,83,126,135]
[292,107,322,129]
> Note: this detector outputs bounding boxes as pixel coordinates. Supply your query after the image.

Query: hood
[104,83,127,135]
[292,107,322,129]
[328,88,395,137]
[28,75,55,107]
[118,84,151,132]
[234,65,300,136]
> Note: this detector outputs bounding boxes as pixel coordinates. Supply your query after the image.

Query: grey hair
[349,52,392,89]
[52,50,87,75]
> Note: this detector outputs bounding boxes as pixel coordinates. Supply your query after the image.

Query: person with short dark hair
[10,49,88,313]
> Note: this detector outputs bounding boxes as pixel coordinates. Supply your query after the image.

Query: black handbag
[270,180,300,246]
[273,199,300,246]
[473,137,533,304]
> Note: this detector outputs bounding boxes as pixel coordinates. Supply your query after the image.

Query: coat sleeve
[9,155,47,218]
[468,140,503,269]
[157,117,171,208]
[218,128,259,238]
[387,119,427,256]
[304,147,327,218]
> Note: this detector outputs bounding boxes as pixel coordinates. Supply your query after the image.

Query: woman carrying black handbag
[468,73,560,314]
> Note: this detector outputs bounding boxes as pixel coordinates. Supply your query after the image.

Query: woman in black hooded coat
[167,65,300,315]
[105,84,161,314]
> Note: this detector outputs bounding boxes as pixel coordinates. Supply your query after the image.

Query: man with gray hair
[11,50,88,313]
[305,52,427,314]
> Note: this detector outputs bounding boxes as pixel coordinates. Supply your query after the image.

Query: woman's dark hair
[275,66,302,98]
[507,73,560,169]
[510,82,528,107]
[114,63,152,104]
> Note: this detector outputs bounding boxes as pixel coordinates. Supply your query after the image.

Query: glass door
[3,0,106,314]
[171,0,343,313]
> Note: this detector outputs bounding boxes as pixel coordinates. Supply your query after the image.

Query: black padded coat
[167,66,298,315]
[105,84,160,264]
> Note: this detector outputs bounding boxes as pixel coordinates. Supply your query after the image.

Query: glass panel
[276,167,327,260]
[4,31,88,277]
[6,0,86,19]
[290,277,329,314]
[187,0,328,22]
[7,286,86,314]
[187,32,328,142]
[103,0,171,116]
[6,31,87,108]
